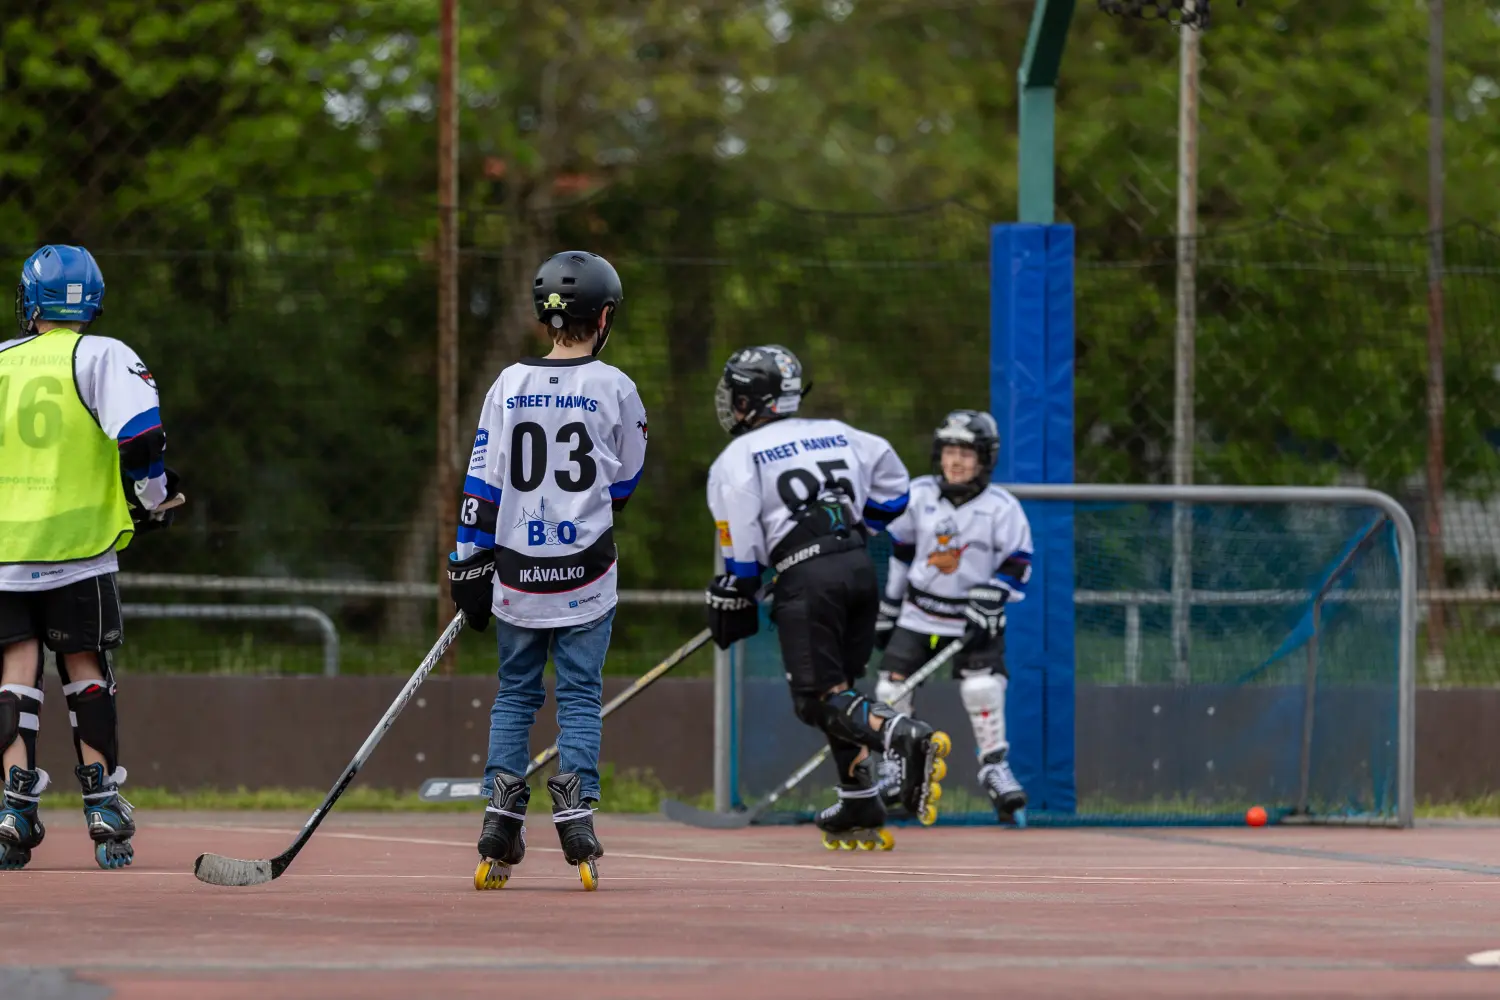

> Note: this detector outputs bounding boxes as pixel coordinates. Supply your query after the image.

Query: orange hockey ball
[1245,805,1268,828]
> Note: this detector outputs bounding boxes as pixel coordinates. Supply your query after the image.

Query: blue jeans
[486,607,615,806]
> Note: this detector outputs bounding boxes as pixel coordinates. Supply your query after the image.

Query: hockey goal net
[724,485,1414,827]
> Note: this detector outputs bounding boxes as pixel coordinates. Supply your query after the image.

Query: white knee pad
[960,672,1007,757]
[875,671,914,716]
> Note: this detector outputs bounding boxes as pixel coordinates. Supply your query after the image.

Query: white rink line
[166,824,1500,886]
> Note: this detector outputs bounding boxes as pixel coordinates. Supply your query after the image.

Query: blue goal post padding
[989,223,1076,813]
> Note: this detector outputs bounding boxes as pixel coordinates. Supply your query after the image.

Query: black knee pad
[792,691,825,728]
[793,689,895,753]
[60,654,118,773]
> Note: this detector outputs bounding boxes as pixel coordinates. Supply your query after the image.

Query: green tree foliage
[3,0,1498,608]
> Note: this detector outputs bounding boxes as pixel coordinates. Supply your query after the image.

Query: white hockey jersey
[707,417,910,578]
[884,475,1034,637]
[458,356,647,628]
[0,333,169,592]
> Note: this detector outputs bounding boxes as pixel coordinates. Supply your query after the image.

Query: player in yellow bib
[0,245,181,870]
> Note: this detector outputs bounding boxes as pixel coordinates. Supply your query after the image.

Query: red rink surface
[6,813,1500,998]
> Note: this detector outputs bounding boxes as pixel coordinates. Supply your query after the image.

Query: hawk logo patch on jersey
[638,419,648,441]
[927,516,970,575]
[127,362,156,389]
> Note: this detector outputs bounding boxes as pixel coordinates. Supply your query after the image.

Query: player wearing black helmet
[874,409,1034,824]
[705,345,951,849]
[449,251,646,891]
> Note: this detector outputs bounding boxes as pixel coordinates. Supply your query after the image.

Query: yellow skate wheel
[931,731,952,758]
[855,838,875,851]
[822,834,839,851]
[474,859,510,891]
[579,860,598,891]
[920,803,939,826]
[876,829,896,851]
[927,781,943,803]
[931,757,948,781]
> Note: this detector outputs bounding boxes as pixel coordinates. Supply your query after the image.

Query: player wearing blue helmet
[0,245,182,870]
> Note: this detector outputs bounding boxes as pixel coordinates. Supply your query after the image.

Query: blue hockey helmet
[15,245,106,335]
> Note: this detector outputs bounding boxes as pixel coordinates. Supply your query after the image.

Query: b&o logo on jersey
[517,498,584,547]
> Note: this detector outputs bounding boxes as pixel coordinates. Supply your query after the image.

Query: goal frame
[712,483,1417,828]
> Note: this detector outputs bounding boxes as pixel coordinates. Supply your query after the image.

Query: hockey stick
[193,611,467,886]
[659,636,967,830]
[416,627,715,802]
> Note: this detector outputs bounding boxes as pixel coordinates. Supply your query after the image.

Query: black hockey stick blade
[193,611,466,887]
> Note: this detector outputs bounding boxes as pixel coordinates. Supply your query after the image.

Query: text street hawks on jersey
[707,417,909,577]
[458,357,647,628]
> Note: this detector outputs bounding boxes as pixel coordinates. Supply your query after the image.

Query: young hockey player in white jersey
[875,409,1032,824]
[448,251,646,892]
[0,245,182,871]
[704,345,951,850]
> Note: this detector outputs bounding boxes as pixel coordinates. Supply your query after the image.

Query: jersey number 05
[776,459,854,508]
[509,420,597,493]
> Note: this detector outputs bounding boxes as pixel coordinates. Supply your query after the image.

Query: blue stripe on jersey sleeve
[121,458,165,482]
[457,525,497,549]
[997,550,1034,591]
[463,475,501,504]
[117,407,162,443]
[863,493,909,515]
[609,467,643,500]
[725,558,763,579]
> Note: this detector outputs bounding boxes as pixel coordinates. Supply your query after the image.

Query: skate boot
[815,759,894,851]
[0,766,48,870]
[475,771,528,890]
[77,763,134,870]
[884,716,951,826]
[547,772,602,891]
[875,751,908,817]
[978,749,1027,826]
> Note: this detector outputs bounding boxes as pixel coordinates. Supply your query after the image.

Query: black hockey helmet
[715,344,808,436]
[932,409,1000,500]
[533,251,624,356]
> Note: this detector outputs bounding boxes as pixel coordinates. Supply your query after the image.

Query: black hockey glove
[874,598,901,651]
[706,575,760,650]
[962,585,1008,652]
[448,548,497,633]
[126,467,183,535]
